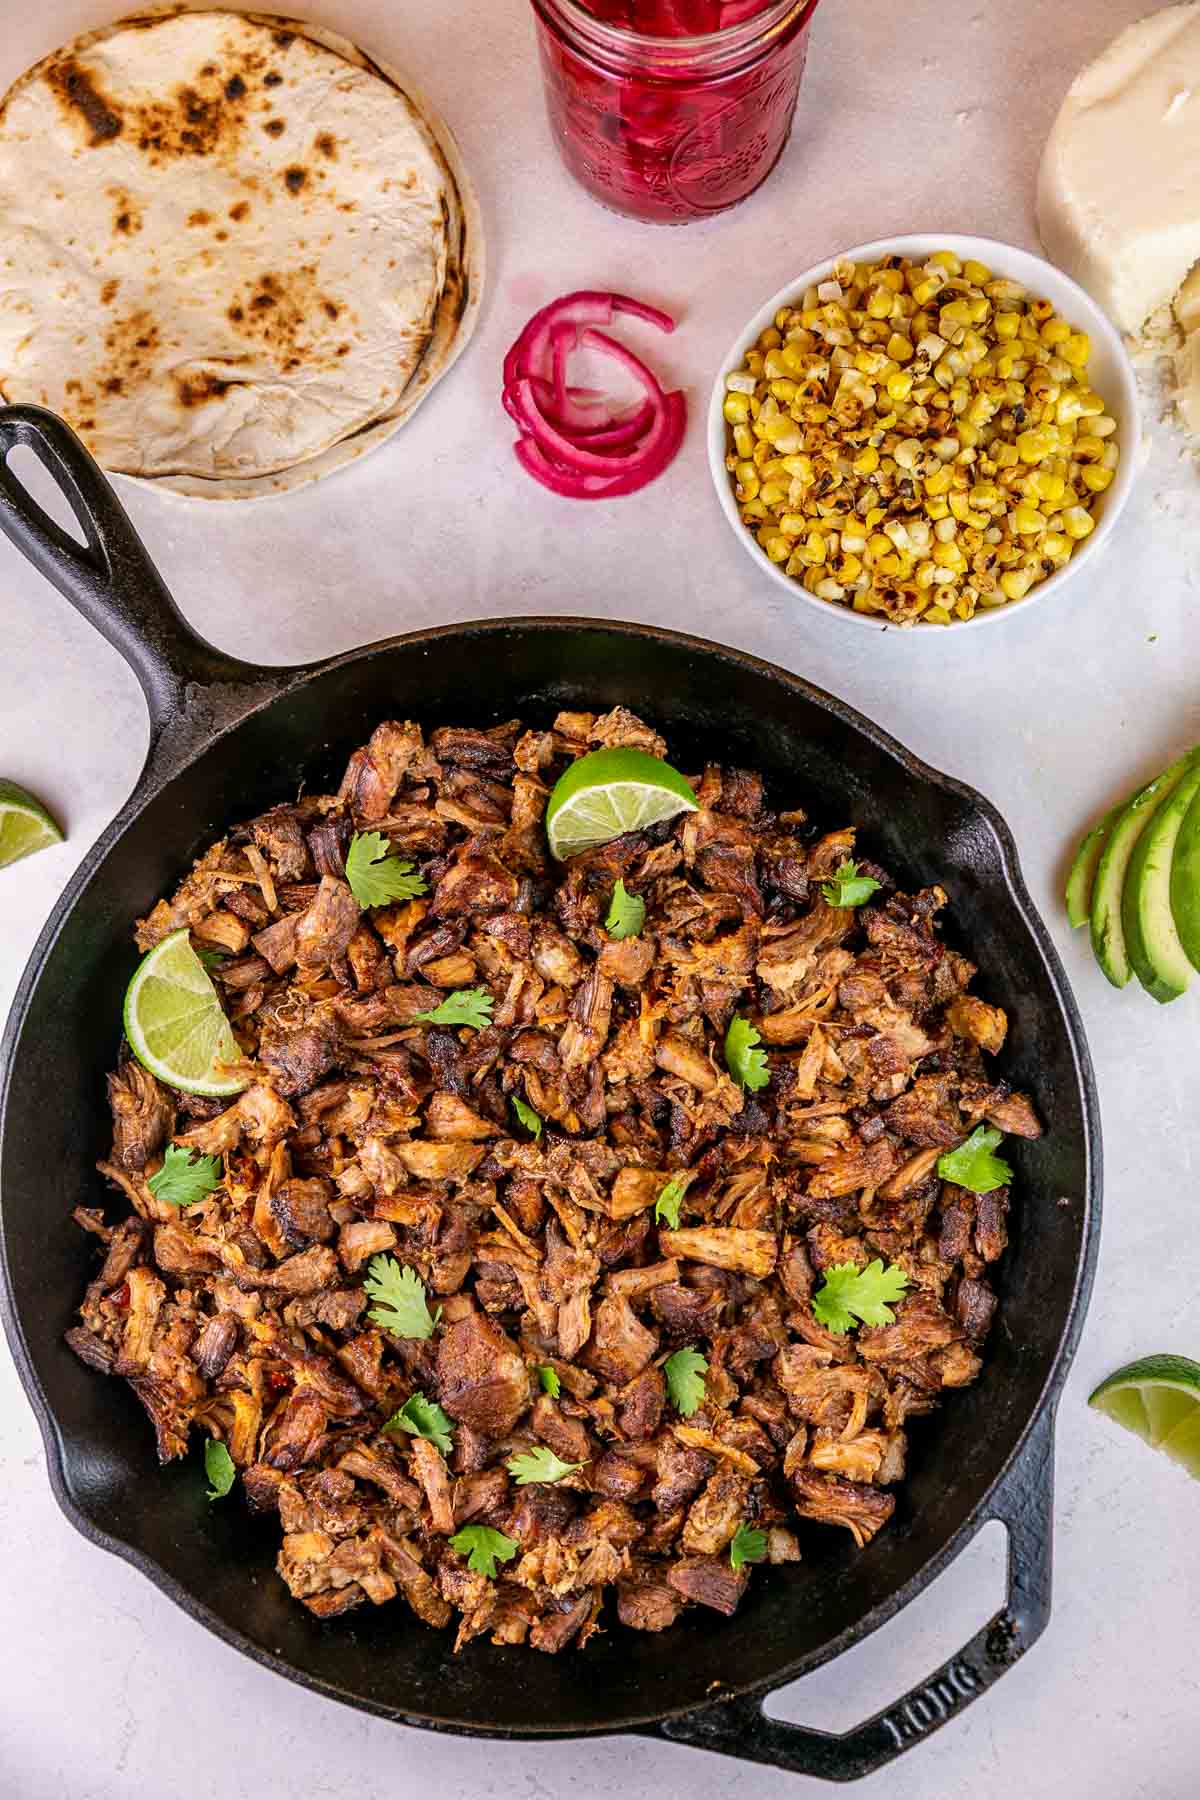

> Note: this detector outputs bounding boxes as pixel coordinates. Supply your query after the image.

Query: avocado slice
[1122,763,1200,1002]
[1090,751,1200,988]
[1066,806,1120,929]
[1170,780,1200,974]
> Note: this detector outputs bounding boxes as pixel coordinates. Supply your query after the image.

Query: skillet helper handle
[0,404,257,742]
[646,1406,1055,1781]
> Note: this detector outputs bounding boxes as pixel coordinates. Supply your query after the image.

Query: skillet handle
[642,1406,1055,1782]
[0,404,265,745]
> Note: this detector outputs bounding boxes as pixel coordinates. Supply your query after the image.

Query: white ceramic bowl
[707,233,1140,632]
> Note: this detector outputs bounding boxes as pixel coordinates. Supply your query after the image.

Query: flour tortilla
[0,10,482,498]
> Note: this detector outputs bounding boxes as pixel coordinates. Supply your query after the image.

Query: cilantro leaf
[383,1391,455,1455]
[449,1525,520,1578]
[812,1259,909,1334]
[725,1015,770,1092]
[537,1364,561,1398]
[605,879,646,940]
[196,948,227,971]
[512,1095,543,1141]
[505,1445,584,1486]
[204,1438,236,1503]
[937,1126,1012,1195]
[820,859,882,908]
[344,831,428,909]
[655,1176,686,1230]
[148,1144,222,1209]
[729,1524,768,1571]
[664,1347,708,1417]
[363,1255,441,1339]
[414,987,494,1030]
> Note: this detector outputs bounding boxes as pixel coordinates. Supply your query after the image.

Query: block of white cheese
[1037,3,1200,436]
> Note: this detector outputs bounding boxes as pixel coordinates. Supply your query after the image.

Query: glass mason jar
[529,0,821,225]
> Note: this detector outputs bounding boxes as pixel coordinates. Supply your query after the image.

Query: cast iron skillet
[0,406,1101,1782]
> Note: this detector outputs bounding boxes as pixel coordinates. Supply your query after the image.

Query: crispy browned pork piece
[70,710,1038,1653]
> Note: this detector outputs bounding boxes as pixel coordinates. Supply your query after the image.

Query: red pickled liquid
[574,2,775,30]
[532,0,818,223]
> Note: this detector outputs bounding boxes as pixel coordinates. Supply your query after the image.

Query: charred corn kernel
[886,332,914,364]
[805,531,828,562]
[769,379,799,403]
[1061,332,1090,367]
[868,533,893,558]
[963,259,992,285]
[759,481,788,507]
[1091,414,1118,438]
[865,506,887,528]
[1062,507,1095,538]
[760,327,782,350]
[724,393,751,424]
[970,482,1001,508]
[939,298,974,333]
[763,533,790,563]
[866,286,894,319]
[733,424,754,460]
[836,554,863,581]
[930,250,962,274]
[1041,318,1071,347]
[934,516,958,543]
[994,311,1021,340]
[1028,470,1066,504]
[911,276,942,307]
[923,604,953,625]
[853,446,880,474]
[915,559,938,588]
[1016,429,1052,462]
[779,513,807,536]
[933,542,967,570]
[886,370,914,402]
[1042,533,1070,558]
[923,466,954,497]
[1013,505,1047,534]
[1081,465,1114,493]
[999,570,1033,600]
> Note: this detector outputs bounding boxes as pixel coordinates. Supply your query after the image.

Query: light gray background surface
[1,1,1197,1796]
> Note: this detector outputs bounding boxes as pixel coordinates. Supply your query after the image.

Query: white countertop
[2,0,1198,1795]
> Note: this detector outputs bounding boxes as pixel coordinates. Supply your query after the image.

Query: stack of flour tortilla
[0,10,482,497]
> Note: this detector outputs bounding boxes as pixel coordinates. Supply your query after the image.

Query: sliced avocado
[1122,763,1200,1002]
[1090,751,1200,988]
[1065,805,1120,929]
[1170,780,1200,974]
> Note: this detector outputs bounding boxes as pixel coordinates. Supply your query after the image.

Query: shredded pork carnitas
[68,708,1040,1652]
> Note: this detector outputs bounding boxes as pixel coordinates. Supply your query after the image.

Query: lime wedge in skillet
[546,748,699,861]
[1089,1355,1200,1478]
[0,778,63,868]
[124,927,248,1097]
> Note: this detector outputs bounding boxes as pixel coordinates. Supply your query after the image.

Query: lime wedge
[0,778,63,868]
[546,748,698,861]
[1089,1354,1200,1479]
[124,927,248,1097]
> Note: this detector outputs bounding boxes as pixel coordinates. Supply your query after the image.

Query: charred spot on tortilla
[263,118,285,137]
[188,210,213,228]
[47,58,123,146]
[229,200,251,222]
[263,70,283,87]
[283,165,307,193]
[176,370,235,407]
[110,191,142,235]
[100,279,119,305]
[315,132,337,159]
[224,73,246,101]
